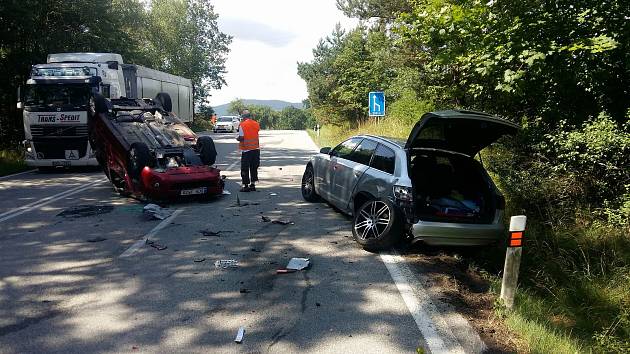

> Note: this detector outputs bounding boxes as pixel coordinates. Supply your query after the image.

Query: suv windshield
[24,84,91,108]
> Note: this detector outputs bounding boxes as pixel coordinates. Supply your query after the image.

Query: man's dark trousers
[241,149,260,185]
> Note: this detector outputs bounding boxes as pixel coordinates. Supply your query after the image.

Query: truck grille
[30,125,88,138]
[32,138,89,159]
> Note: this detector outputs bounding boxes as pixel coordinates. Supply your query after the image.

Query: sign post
[369,92,385,119]
[500,215,527,309]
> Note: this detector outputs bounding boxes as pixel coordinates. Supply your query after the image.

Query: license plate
[52,160,70,167]
[180,187,207,196]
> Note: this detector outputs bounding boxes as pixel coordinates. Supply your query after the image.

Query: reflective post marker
[500,215,527,309]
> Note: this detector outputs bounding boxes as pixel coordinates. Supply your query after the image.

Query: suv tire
[352,198,402,251]
[301,164,319,202]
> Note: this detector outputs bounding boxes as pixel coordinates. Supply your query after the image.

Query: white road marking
[0,169,37,180]
[119,209,184,258]
[0,178,107,223]
[381,251,474,354]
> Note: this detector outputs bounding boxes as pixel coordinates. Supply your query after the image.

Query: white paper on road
[234,326,245,343]
[286,257,310,270]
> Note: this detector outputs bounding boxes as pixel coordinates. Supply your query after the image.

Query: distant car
[213,115,240,133]
[88,92,224,201]
[300,110,519,250]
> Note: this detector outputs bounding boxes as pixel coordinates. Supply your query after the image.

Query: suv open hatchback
[301,110,519,250]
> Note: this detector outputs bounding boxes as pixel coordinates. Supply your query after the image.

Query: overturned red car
[88,92,223,201]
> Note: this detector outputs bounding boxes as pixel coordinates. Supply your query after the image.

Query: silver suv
[301,110,519,250]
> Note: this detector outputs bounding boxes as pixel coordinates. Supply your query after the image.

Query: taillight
[393,185,413,202]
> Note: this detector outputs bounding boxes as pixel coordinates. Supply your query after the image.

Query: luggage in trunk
[411,151,496,224]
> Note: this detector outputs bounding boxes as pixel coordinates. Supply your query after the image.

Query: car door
[321,137,362,202]
[330,138,378,211]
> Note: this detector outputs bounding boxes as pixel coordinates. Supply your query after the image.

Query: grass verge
[0,149,28,177]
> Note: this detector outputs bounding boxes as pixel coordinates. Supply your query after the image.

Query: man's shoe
[249,184,256,191]
[239,185,251,192]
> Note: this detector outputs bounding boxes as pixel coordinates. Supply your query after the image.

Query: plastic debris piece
[200,229,221,237]
[146,240,167,250]
[276,269,297,274]
[286,258,310,270]
[269,193,278,196]
[143,204,172,220]
[239,288,251,293]
[193,258,206,263]
[261,215,271,222]
[58,205,114,218]
[86,236,107,243]
[272,219,294,225]
[215,259,239,269]
[235,326,245,343]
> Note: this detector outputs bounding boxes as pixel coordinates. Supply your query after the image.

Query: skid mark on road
[119,209,184,258]
[381,251,486,354]
[0,178,107,223]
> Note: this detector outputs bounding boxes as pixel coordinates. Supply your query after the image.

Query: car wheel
[352,198,402,251]
[127,142,151,180]
[154,92,173,112]
[197,136,217,165]
[301,164,319,202]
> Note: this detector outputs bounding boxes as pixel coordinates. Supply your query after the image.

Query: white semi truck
[17,53,194,169]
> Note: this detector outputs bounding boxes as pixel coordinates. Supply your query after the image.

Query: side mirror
[319,147,331,154]
[16,102,23,109]
[16,86,23,109]
[106,61,119,70]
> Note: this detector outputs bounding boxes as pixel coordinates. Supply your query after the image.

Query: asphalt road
[0,131,484,353]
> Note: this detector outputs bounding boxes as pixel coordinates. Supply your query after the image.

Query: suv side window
[370,144,396,174]
[348,138,378,165]
[331,137,362,159]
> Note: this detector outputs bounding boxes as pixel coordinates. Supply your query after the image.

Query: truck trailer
[18,52,194,169]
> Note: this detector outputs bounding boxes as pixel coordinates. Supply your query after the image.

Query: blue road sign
[369,91,385,116]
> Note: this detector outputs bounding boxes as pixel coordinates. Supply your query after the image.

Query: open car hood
[405,110,520,156]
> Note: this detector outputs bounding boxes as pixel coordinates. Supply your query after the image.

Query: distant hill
[212,99,303,117]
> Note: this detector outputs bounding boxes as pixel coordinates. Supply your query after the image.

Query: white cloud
[208,0,358,107]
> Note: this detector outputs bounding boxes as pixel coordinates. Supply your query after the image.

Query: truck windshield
[24,84,91,108]
[31,67,97,77]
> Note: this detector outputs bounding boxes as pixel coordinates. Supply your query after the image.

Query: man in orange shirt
[236,109,260,192]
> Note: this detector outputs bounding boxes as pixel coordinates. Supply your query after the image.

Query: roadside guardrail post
[500,215,527,309]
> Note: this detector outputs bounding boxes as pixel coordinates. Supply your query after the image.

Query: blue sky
[209,0,357,106]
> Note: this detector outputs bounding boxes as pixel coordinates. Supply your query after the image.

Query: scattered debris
[239,288,251,294]
[287,257,310,270]
[222,189,231,195]
[86,236,107,243]
[251,248,261,253]
[277,258,310,273]
[278,167,283,170]
[261,215,271,222]
[193,258,206,263]
[329,241,338,244]
[143,204,172,220]
[215,259,239,269]
[316,302,321,307]
[269,192,278,196]
[57,205,114,218]
[235,326,245,343]
[146,240,167,250]
[199,237,209,241]
[272,219,294,225]
[199,229,221,237]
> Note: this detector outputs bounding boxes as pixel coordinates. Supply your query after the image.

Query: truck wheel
[154,92,173,112]
[127,142,152,179]
[197,136,217,165]
[352,198,403,252]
